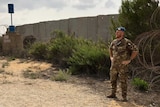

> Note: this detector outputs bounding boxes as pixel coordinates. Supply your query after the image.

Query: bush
[27,31,111,78]
[29,42,48,60]
[47,33,77,67]
[68,40,110,78]
[53,69,71,81]
[132,78,149,91]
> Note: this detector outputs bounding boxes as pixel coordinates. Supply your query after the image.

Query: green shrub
[29,42,48,60]
[53,69,71,81]
[50,30,66,38]
[47,33,77,67]
[132,78,149,91]
[68,40,110,77]
[27,31,111,78]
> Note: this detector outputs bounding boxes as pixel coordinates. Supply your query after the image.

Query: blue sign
[8,4,14,13]
[9,25,15,32]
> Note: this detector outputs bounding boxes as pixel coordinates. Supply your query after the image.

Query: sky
[0,0,121,35]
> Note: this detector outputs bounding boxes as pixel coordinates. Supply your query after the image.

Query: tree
[118,0,159,41]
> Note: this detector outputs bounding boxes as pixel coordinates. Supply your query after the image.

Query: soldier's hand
[122,60,131,65]
[110,57,114,62]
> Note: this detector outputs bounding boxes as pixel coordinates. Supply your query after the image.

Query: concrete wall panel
[16,24,34,39]
[87,17,97,41]
[97,15,118,42]
[69,17,88,38]
[45,21,60,41]
[97,15,110,42]
[59,19,69,35]
[38,22,47,42]
[33,23,40,41]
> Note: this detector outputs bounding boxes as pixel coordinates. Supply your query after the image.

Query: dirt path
[0,58,148,107]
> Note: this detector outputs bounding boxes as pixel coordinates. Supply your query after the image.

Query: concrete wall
[86,17,97,41]
[16,14,118,42]
[2,32,23,56]
[69,17,88,38]
[97,15,114,41]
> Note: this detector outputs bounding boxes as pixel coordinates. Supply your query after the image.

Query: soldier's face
[115,30,124,39]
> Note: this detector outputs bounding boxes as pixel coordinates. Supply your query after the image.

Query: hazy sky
[0,0,121,35]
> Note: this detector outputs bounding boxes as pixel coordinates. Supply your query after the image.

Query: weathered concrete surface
[2,32,23,56]
[16,14,118,42]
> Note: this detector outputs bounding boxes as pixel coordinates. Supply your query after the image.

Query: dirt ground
[0,57,159,107]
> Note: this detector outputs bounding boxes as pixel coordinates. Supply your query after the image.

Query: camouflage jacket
[109,38,138,62]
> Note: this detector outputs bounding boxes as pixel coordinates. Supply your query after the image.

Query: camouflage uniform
[109,38,138,99]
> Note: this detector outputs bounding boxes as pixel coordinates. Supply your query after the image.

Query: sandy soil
[0,57,159,107]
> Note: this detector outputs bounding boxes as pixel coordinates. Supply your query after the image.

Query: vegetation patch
[23,69,40,79]
[132,78,148,91]
[53,69,71,81]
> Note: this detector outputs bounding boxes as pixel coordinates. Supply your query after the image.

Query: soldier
[107,27,138,101]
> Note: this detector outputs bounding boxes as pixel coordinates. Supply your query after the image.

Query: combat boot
[122,92,128,102]
[122,96,128,102]
[107,94,117,98]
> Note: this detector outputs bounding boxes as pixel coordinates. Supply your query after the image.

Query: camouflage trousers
[110,63,128,98]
